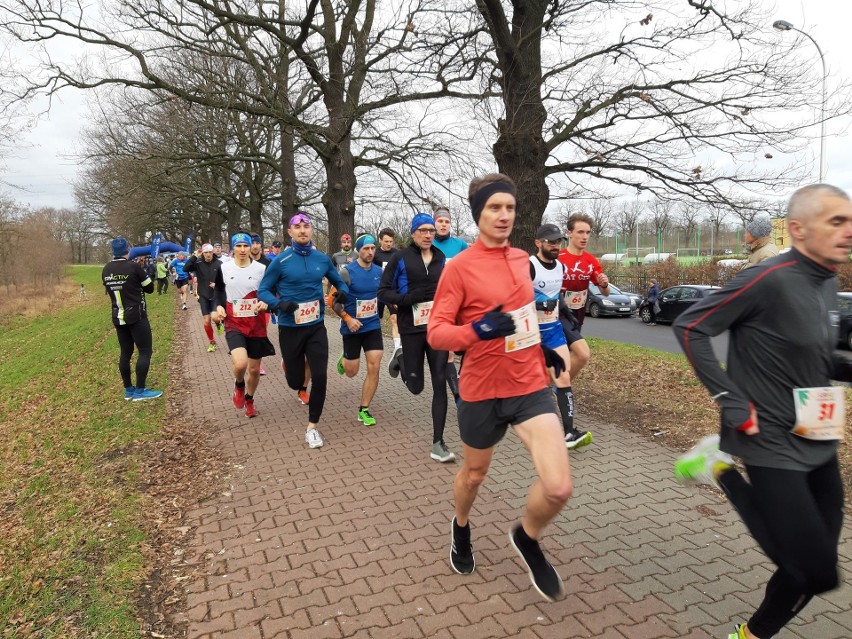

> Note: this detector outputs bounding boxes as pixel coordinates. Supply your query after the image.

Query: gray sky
[2,0,850,210]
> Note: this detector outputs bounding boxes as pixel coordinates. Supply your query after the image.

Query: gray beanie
[746,215,772,239]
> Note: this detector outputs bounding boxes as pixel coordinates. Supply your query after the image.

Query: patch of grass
[576,337,852,500]
[0,264,174,637]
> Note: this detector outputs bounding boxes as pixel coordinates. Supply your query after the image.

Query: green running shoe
[726,623,747,639]
[358,407,376,426]
[337,353,345,375]
[674,434,734,487]
[216,322,224,335]
[207,342,217,352]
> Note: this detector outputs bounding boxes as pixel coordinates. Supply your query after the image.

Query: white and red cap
[201,243,214,252]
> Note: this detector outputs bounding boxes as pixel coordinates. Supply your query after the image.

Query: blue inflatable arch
[128,242,185,259]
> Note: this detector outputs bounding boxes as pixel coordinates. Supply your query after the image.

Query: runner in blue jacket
[258,212,349,449]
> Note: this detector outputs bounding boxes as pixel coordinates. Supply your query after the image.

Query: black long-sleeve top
[673,248,850,471]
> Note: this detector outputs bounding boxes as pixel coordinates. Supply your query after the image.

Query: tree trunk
[321,121,357,252]
[478,0,550,253]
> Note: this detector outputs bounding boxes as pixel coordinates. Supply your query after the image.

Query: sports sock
[204,324,214,341]
[245,393,253,401]
[555,386,575,433]
[235,380,246,389]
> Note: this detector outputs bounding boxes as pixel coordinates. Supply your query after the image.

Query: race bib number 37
[413,301,433,327]
[791,386,845,441]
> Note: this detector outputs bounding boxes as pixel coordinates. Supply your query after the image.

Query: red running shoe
[245,399,257,418]
[297,389,310,405]
[232,384,245,409]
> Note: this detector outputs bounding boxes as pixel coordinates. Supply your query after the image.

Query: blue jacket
[258,245,348,327]
[338,261,383,335]
[432,236,468,260]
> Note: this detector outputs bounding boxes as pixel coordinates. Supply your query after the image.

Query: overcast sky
[2,0,850,210]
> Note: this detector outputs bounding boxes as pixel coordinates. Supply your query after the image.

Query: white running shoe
[305,428,324,449]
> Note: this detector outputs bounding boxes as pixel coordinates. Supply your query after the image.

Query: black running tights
[399,332,448,443]
[718,457,844,638]
[115,317,153,390]
[279,323,328,424]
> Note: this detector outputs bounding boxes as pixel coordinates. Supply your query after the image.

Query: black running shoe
[509,524,564,601]
[450,517,475,575]
[388,347,403,378]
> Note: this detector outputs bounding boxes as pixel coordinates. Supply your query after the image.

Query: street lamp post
[773,19,827,183]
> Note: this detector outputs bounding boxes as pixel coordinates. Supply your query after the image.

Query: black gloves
[277,300,298,314]
[472,305,516,340]
[333,289,348,305]
[541,345,566,378]
[535,299,558,312]
[558,299,580,329]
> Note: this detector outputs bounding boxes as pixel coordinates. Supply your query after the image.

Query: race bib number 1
[295,300,320,325]
[232,298,258,318]
[791,386,845,441]
[505,302,541,353]
[413,301,433,327]
[356,298,378,319]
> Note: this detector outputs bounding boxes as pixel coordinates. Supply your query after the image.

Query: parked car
[639,284,720,324]
[837,293,852,349]
[586,283,636,318]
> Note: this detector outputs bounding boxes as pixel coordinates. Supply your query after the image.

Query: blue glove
[541,345,566,377]
[471,305,516,340]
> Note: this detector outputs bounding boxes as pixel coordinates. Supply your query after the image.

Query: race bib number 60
[791,386,845,441]
[566,289,587,310]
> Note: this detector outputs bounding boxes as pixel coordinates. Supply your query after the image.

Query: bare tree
[472,0,850,250]
[648,198,675,251]
[612,199,645,249]
[0,0,488,243]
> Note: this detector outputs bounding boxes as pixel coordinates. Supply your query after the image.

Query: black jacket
[378,244,445,334]
[673,248,852,470]
[184,254,225,301]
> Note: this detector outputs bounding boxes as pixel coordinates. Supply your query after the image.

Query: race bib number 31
[295,300,320,324]
[505,302,541,353]
[792,386,845,441]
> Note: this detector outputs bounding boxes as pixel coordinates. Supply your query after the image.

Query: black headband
[469,181,517,224]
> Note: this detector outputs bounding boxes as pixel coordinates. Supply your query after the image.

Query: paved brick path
[174,308,851,638]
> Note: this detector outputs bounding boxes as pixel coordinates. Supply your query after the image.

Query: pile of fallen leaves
[134,305,229,638]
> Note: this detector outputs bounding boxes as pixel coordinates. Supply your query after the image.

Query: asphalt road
[581,314,730,360]
[583,314,852,363]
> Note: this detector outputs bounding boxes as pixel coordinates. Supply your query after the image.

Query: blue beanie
[111,237,130,257]
[410,213,435,235]
[231,232,252,249]
[355,234,376,251]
